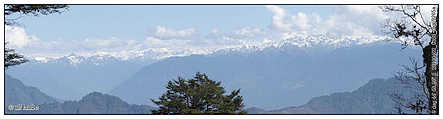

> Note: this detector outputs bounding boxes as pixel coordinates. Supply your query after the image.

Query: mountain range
[111,41,420,109]
[6,54,150,100]
[246,78,417,114]
[22,92,153,114]
[6,74,417,114]
[5,75,153,114]
[5,75,58,112]
[6,36,421,109]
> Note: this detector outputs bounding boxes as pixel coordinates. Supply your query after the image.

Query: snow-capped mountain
[27,48,214,66]
[7,33,416,104]
[26,33,402,66]
[110,35,421,109]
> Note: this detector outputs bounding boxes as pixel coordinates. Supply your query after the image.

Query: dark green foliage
[4,4,67,16]
[151,72,246,114]
[5,45,28,68]
[5,4,68,25]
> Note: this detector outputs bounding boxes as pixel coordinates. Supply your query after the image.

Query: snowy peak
[281,32,392,48]
[26,33,400,65]
[28,53,121,66]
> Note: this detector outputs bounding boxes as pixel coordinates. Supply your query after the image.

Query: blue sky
[15,5,335,42]
[5,5,434,58]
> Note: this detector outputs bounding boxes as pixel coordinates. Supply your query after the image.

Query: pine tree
[5,5,68,25]
[151,72,247,114]
[4,43,28,68]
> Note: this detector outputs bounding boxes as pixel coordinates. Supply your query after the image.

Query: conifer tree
[4,44,28,68]
[151,72,247,114]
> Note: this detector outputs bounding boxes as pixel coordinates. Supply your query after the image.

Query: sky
[5,5,435,58]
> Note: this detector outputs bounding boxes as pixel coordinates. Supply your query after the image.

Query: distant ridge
[246,78,416,114]
[11,92,153,114]
[5,75,153,114]
[5,75,58,114]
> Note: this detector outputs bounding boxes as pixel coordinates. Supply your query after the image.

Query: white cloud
[265,6,321,32]
[151,26,196,39]
[264,5,391,37]
[5,25,39,48]
[265,5,292,31]
[291,12,311,30]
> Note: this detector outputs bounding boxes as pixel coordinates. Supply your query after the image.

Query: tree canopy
[5,5,68,25]
[4,45,28,68]
[151,72,246,114]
